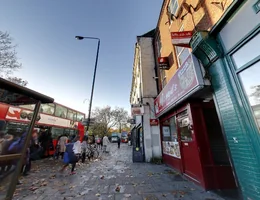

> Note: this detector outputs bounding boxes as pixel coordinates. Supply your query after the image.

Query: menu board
[162,141,181,159]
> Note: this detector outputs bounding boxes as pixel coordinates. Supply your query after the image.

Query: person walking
[58,134,68,159]
[60,136,80,175]
[102,135,110,153]
[117,136,121,149]
[81,136,87,163]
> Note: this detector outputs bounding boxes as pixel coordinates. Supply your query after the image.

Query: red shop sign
[158,57,170,70]
[154,55,201,117]
[171,31,193,48]
[150,119,159,126]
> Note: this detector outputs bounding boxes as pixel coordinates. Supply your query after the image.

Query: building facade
[130,31,162,162]
[154,0,260,199]
[153,0,237,191]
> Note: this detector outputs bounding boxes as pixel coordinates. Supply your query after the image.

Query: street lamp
[75,35,100,131]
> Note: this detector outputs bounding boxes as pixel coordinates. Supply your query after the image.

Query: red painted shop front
[154,54,236,190]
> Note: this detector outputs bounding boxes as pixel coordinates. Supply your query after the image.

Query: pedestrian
[117,136,121,149]
[96,137,101,150]
[102,135,110,153]
[81,136,87,163]
[58,134,68,159]
[60,136,80,175]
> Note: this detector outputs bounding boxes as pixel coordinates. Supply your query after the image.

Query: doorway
[177,110,202,183]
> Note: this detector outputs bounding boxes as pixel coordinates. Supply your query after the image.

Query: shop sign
[171,31,193,47]
[158,57,170,70]
[150,119,159,126]
[162,141,181,159]
[154,54,204,117]
[131,105,144,116]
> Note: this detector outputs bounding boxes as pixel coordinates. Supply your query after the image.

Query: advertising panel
[162,141,181,159]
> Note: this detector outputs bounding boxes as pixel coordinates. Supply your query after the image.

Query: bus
[0,102,85,155]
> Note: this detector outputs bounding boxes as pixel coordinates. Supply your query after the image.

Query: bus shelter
[0,77,54,200]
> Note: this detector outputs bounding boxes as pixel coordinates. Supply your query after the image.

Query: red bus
[0,102,85,155]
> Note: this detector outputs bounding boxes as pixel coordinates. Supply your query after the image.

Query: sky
[0,0,162,115]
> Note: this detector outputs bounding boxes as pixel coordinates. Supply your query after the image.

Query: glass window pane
[239,61,260,131]
[51,127,64,139]
[178,48,190,66]
[76,112,84,122]
[176,46,183,55]
[232,33,260,69]
[67,109,77,120]
[178,116,192,141]
[55,105,67,118]
[19,104,35,110]
[162,116,177,141]
[40,103,55,115]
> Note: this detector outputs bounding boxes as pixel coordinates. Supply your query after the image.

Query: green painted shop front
[197,1,260,199]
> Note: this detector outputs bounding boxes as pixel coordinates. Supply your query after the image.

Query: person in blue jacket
[60,137,80,175]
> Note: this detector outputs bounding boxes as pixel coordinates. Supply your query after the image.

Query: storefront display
[162,141,181,158]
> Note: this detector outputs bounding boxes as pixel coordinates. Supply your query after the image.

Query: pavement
[11,143,231,200]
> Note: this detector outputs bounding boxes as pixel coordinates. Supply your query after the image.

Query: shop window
[40,103,55,115]
[178,116,192,142]
[67,109,77,121]
[54,105,67,118]
[162,116,177,141]
[162,116,181,158]
[232,33,260,69]
[239,61,260,131]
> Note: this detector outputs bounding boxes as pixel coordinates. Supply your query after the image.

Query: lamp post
[75,36,100,131]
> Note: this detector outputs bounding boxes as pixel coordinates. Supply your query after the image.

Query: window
[54,105,67,118]
[67,109,77,121]
[168,0,179,15]
[76,112,84,122]
[162,116,177,142]
[19,104,35,110]
[40,103,55,115]
[160,69,167,88]
[239,61,260,131]
[231,33,260,132]
[51,127,64,139]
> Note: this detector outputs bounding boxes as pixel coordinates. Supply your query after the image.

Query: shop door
[177,113,202,182]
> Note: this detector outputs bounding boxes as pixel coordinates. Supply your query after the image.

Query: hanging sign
[158,57,170,70]
[131,105,144,116]
[171,31,193,47]
[150,119,159,126]
[154,54,204,117]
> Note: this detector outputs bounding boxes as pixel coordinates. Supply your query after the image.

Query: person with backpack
[60,136,80,175]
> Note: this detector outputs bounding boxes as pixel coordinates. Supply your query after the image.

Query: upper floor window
[176,47,190,67]
[168,0,179,15]
[67,109,77,121]
[41,103,55,115]
[55,105,67,118]
[160,69,167,88]
[76,112,84,122]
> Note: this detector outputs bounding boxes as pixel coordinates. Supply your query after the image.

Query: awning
[0,77,54,105]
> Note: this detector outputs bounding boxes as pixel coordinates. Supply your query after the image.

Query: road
[13,143,226,200]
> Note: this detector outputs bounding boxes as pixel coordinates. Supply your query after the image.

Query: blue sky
[0,0,162,115]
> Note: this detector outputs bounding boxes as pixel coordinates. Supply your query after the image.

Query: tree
[90,106,130,137]
[0,31,28,86]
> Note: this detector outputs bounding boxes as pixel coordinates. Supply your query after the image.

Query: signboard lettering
[171,31,193,47]
[154,55,203,117]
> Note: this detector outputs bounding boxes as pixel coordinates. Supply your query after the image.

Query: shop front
[154,53,236,189]
[190,1,260,198]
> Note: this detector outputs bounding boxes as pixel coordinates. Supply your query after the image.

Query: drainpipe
[152,38,160,95]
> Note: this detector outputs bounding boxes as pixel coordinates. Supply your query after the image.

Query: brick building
[153,0,260,199]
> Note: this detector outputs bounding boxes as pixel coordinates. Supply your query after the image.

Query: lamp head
[75,36,84,40]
